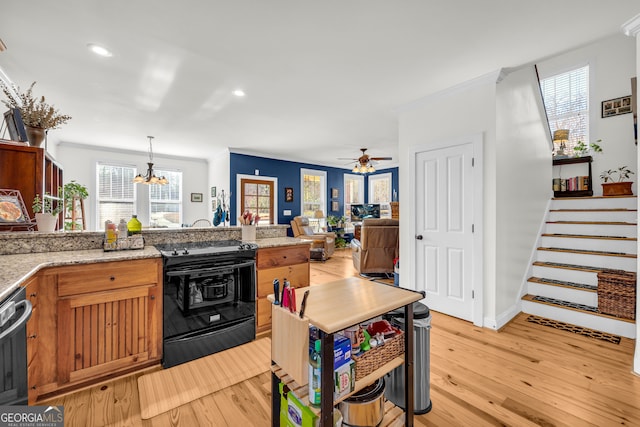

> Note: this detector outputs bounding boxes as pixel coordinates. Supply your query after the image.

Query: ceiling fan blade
[337,157,358,160]
[370,157,392,161]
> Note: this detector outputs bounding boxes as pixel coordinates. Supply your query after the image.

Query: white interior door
[414,142,477,322]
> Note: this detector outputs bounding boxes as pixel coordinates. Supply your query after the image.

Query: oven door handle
[0,300,32,341]
[165,261,255,277]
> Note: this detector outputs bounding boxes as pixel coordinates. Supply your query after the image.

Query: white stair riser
[540,236,637,254]
[532,266,598,286]
[536,251,636,271]
[545,222,636,237]
[548,211,637,222]
[521,300,636,338]
[551,198,637,210]
[527,282,597,306]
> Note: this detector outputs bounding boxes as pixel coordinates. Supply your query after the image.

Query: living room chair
[290,216,336,260]
[351,218,399,275]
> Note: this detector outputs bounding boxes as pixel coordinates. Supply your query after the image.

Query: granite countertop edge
[0,237,309,302]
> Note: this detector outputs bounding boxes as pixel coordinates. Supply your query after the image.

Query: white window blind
[301,168,326,219]
[149,169,183,228]
[344,173,364,219]
[540,65,589,156]
[97,163,136,228]
[368,173,392,218]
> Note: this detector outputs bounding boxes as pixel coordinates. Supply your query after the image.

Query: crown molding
[622,13,640,37]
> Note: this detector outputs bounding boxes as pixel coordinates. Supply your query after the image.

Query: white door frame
[408,133,484,326]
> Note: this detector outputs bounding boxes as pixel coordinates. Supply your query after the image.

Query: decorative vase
[26,126,46,147]
[602,182,633,196]
[241,224,256,242]
[35,213,57,232]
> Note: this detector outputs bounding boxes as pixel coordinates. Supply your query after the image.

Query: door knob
[416,235,423,240]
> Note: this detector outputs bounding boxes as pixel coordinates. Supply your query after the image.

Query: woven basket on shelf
[597,270,636,320]
[352,330,404,381]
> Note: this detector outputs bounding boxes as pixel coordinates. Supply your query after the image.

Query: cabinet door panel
[58,285,159,384]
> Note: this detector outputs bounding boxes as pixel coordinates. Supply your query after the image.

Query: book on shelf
[552,176,590,192]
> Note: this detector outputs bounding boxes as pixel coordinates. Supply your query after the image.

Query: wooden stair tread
[537,247,636,258]
[552,195,637,200]
[532,261,601,273]
[550,208,637,212]
[522,294,635,323]
[546,220,636,225]
[541,233,637,241]
[527,276,597,292]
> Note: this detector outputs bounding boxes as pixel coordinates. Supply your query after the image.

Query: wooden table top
[268,276,422,333]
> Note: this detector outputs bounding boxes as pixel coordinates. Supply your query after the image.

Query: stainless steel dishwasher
[0,287,32,405]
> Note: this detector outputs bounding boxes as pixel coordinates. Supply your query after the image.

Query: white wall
[56,142,209,230]
[398,71,498,326]
[494,66,552,325]
[537,34,637,195]
[208,148,231,223]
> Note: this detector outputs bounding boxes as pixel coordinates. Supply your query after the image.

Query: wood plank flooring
[40,248,640,426]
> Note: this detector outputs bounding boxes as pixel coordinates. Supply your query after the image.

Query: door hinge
[472,224,474,233]
[472,290,475,299]
[472,157,475,167]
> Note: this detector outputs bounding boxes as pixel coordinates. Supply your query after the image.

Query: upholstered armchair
[351,218,399,274]
[290,216,336,259]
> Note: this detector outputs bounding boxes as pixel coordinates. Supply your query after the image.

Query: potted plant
[63,181,89,231]
[32,192,63,232]
[573,139,602,157]
[0,81,72,147]
[326,215,347,230]
[599,166,635,196]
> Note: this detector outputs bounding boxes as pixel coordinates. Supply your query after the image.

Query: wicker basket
[597,270,636,320]
[352,331,404,381]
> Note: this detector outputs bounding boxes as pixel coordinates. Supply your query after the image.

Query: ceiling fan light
[352,164,359,173]
[367,164,375,173]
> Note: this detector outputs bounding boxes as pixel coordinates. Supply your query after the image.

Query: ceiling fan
[339,148,392,173]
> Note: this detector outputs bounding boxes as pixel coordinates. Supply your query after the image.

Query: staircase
[521,196,637,339]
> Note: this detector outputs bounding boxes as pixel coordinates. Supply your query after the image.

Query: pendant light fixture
[133,136,169,185]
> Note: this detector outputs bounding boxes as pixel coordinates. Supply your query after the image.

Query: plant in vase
[599,166,635,196]
[0,81,72,147]
[32,192,63,232]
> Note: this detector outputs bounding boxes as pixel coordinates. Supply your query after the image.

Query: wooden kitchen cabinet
[24,258,162,403]
[0,142,63,230]
[256,244,310,333]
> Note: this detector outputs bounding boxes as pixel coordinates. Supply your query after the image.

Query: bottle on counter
[118,219,128,240]
[105,220,117,243]
[308,339,321,407]
[127,214,142,235]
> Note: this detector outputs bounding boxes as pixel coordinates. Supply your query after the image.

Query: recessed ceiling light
[233,89,245,97]
[87,43,113,57]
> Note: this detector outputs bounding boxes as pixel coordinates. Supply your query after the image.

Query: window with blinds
[368,172,392,218]
[540,65,589,157]
[97,163,136,227]
[149,169,182,228]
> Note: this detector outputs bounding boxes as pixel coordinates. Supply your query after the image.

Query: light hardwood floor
[41,248,640,426]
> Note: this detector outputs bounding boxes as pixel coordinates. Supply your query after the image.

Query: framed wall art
[211,186,217,197]
[191,193,203,202]
[331,188,339,199]
[602,95,632,118]
[331,201,339,212]
[285,187,293,202]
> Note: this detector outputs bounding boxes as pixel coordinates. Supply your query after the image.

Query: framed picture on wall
[331,188,339,199]
[602,95,632,118]
[191,193,203,202]
[331,201,339,212]
[285,187,293,202]
[211,186,216,197]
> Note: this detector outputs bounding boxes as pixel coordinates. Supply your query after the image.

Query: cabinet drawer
[257,245,309,269]
[257,264,310,298]
[57,259,160,297]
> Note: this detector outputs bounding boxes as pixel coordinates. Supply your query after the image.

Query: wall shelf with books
[552,156,593,197]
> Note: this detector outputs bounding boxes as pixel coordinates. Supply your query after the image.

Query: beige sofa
[290,216,336,259]
[351,218,399,274]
